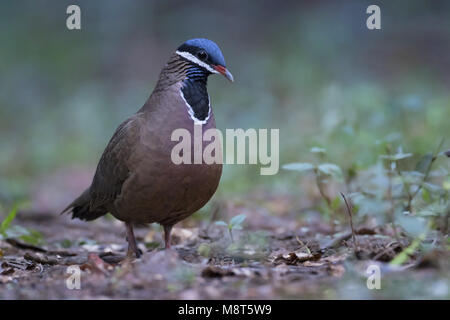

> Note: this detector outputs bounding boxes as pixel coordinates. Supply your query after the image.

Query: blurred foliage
[285,137,449,267]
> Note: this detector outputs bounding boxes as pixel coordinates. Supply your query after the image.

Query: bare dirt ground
[1,189,448,300]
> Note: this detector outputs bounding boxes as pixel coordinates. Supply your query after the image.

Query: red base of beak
[214,65,234,82]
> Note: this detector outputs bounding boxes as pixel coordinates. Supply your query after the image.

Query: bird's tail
[60,188,107,221]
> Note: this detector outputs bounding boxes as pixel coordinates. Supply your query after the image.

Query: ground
[0,190,448,300]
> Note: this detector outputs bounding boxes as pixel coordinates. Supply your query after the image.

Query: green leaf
[60,239,72,248]
[19,229,43,245]
[419,203,447,217]
[229,214,246,227]
[282,163,315,172]
[331,196,341,211]
[422,182,445,195]
[2,225,44,245]
[421,188,431,203]
[400,171,424,185]
[226,243,239,253]
[443,178,450,191]
[214,221,228,227]
[415,153,433,173]
[197,243,211,257]
[318,163,343,180]
[380,153,413,161]
[390,235,424,266]
[144,241,160,249]
[0,205,18,237]
[397,215,428,238]
[310,147,326,154]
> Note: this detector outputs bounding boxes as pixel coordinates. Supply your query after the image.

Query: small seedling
[282,147,344,231]
[0,204,44,245]
[0,204,18,238]
[215,214,246,242]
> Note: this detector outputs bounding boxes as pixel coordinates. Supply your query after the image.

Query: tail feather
[61,188,107,221]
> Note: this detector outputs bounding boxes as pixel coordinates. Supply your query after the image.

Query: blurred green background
[1,0,449,206]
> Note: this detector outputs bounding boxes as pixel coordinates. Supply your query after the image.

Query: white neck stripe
[179,90,211,125]
[175,50,218,74]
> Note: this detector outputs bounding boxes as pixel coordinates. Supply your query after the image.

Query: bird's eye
[197,51,208,61]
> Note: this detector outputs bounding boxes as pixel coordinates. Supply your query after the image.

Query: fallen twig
[322,228,375,250]
[6,238,77,257]
[372,241,402,261]
[341,193,358,251]
[6,238,46,253]
[24,252,58,265]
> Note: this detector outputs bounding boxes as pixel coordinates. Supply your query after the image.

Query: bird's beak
[213,65,234,82]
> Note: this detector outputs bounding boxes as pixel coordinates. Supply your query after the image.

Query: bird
[61,38,233,258]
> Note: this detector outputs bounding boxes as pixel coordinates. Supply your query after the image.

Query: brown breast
[111,83,222,225]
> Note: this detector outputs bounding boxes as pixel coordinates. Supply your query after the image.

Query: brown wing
[88,114,143,211]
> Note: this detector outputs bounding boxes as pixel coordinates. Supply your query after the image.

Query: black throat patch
[181,66,211,122]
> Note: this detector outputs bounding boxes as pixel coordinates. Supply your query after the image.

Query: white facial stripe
[179,90,211,125]
[175,50,219,74]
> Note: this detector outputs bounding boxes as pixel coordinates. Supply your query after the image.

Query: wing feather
[88,114,143,211]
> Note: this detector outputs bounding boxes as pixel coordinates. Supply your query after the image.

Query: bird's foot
[127,246,142,259]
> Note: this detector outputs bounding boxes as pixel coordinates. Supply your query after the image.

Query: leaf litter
[0,193,448,299]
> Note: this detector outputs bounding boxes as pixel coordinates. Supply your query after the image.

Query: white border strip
[180,90,211,125]
[175,50,219,74]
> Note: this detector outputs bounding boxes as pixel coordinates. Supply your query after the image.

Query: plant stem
[406,138,444,212]
[385,146,401,246]
[228,228,234,243]
[341,192,358,251]
[386,161,395,224]
[314,169,335,233]
[444,207,449,234]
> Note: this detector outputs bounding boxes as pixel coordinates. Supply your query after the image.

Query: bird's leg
[125,222,142,258]
[163,224,173,249]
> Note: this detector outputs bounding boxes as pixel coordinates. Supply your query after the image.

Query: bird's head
[176,38,233,82]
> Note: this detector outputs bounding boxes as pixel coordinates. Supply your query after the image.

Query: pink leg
[125,222,142,258]
[163,225,173,249]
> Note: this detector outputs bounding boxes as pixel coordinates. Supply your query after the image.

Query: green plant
[0,204,18,237]
[359,139,449,261]
[0,204,44,245]
[380,140,448,234]
[282,147,344,231]
[215,214,246,242]
[390,233,426,266]
[384,139,444,214]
